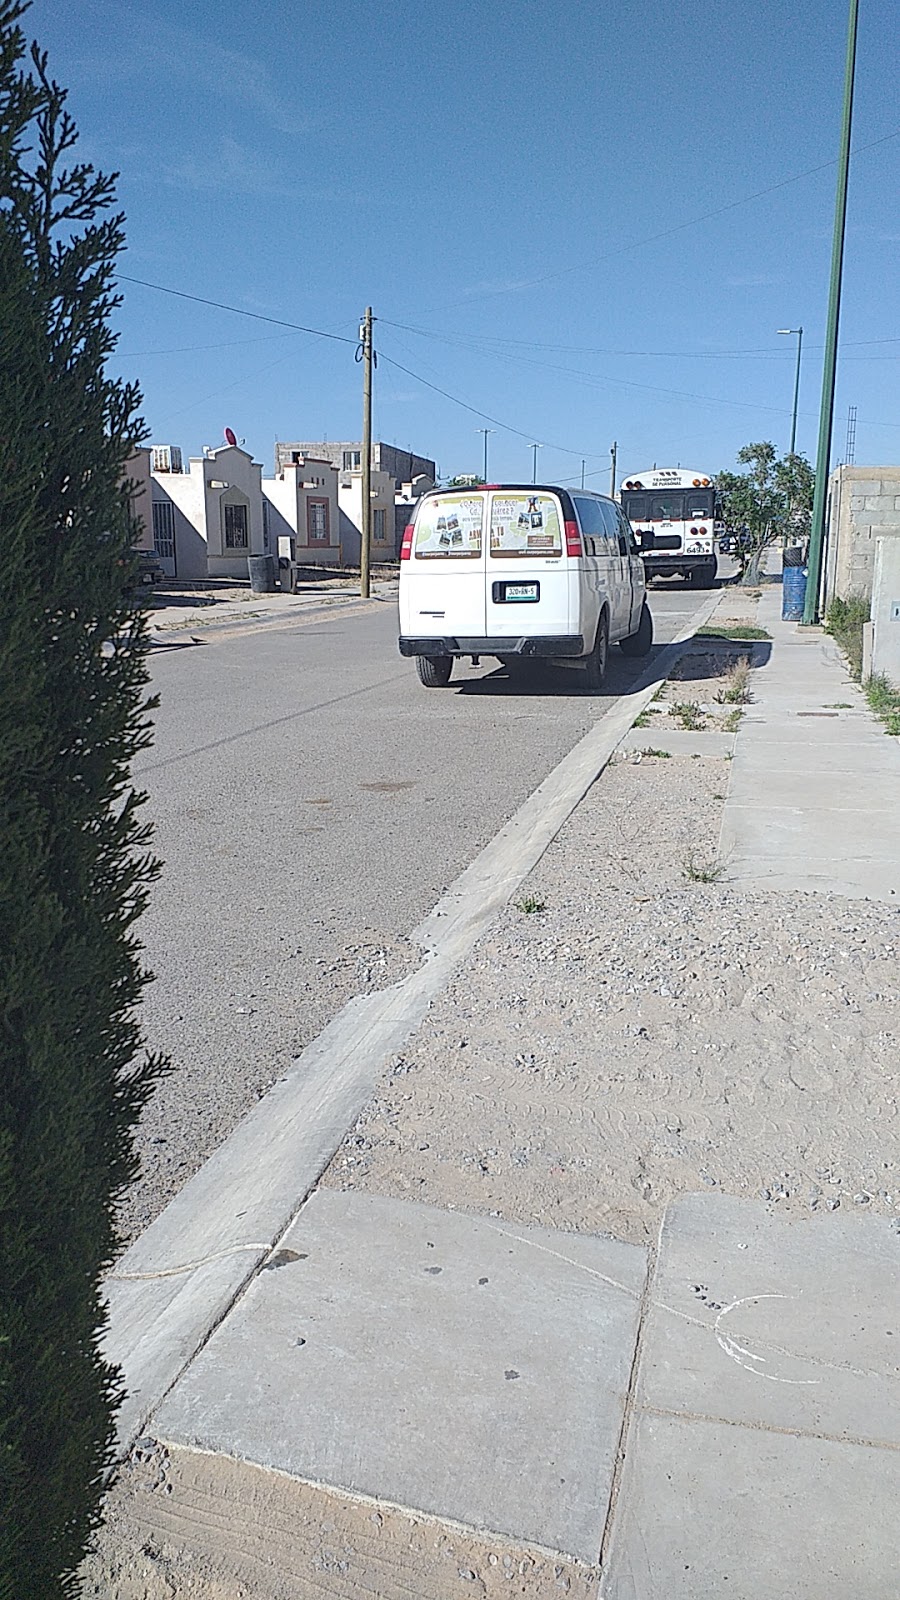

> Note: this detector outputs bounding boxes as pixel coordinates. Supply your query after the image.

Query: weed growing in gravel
[517,895,546,915]
[865,673,900,735]
[715,658,752,704]
[640,748,672,759]
[671,701,706,730]
[633,710,651,727]
[722,708,743,732]
[682,852,727,883]
[824,593,869,679]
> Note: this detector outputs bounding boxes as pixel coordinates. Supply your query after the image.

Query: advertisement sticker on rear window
[414,497,483,558]
[490,494,562,558]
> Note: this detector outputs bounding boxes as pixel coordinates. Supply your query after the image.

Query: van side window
[598,500,622,553]
[573,495,605,555]
[617,509,638,553]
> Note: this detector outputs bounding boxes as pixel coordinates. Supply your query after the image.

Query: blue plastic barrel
[782,564,807,621]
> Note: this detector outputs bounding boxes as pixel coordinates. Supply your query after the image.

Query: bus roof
[620,470,714,490]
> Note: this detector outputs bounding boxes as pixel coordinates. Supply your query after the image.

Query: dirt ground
[81,582,900,1597]
[319,631,899,1246]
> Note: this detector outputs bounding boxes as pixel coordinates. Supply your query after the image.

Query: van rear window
[414,496,483,558]
[490,494,562,559]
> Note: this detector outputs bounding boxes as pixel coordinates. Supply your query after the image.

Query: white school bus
[620,469,721,588]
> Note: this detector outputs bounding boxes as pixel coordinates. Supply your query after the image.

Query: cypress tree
[0,4,166,1592]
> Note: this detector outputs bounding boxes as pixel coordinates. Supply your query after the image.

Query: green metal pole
[804,0,859,623]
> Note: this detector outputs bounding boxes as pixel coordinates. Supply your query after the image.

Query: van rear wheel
[415,654,453,688]
[582,613,609,693]
[619,599,653,657]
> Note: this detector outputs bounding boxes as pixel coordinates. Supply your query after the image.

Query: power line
[411,125,900,314]
[116,274,357,345]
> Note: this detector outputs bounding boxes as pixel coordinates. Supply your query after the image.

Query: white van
[398,484,653,688]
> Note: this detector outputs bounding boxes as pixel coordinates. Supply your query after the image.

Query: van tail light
[565,520,582,557]
[400,523,414,560]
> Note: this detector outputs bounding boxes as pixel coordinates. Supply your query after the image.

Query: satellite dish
[224,426,237,447]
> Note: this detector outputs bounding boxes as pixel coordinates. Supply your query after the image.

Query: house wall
[276,440,436,484]
[151,444,266,580]
[825,465,900,602]
[338,468,396,564]
[262,458,341,567]
[127,447,154,551]
[151,480,207,580]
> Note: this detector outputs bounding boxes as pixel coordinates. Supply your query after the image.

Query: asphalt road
[123,575,728,1241]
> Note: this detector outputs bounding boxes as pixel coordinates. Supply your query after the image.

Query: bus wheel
[582,612,609,692]
[619,600,653,657]
[416,655,453,688]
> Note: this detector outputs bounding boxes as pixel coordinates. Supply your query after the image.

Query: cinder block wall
[826,465,900,601]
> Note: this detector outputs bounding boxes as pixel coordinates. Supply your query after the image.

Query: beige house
[262,456,340,567]
[338,467,396,564]
[150,442,268,580]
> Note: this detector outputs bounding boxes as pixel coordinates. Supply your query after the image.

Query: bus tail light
[565,520,582,557]
[400,524,414,560]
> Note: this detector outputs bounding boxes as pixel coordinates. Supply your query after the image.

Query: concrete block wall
[826,465,900,602]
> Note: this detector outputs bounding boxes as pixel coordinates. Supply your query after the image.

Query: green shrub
[0,7,166,1593]
[824,593,870,680]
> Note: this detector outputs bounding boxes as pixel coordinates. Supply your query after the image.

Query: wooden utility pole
[360,306,373,599]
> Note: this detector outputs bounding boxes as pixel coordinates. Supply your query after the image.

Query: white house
[261,456,341,568]
[150,442,268,580]
[338,467,396,565]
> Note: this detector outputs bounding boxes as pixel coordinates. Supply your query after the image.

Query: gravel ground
[321,639,900,1247]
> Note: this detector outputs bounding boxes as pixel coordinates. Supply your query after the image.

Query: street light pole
[530,443,541,484]
[804,0,859,624]
[777,328,804,455]
[476,428,493,481]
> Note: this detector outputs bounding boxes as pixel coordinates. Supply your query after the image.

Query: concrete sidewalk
[100,577,900,1598]
[720,564,900,900]
[143,577,398,643]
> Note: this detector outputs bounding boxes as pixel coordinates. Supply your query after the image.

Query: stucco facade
[150,443,268,580]
[126,447,154,552]
[337,468,396,565]
[262,458,340,567]
[825,464,900,602]
[275,439,436,485]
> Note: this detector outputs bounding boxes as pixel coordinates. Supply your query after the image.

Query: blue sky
[29,0,900,486]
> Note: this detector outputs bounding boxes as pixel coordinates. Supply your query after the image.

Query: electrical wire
[116,274,357,345]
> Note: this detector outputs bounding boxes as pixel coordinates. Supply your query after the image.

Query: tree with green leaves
[443,474,486,488]
[0,4,166,1593]
[717,442,815,584]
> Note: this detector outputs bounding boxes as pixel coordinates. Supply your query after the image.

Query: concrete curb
[146,587,398,648]
[105,590,722,1453]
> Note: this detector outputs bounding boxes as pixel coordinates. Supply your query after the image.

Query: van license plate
[501,582,539,602]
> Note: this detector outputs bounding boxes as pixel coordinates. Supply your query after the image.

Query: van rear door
[402,492,487,638]
[484,491,572,640]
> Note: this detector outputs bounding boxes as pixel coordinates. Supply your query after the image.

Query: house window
[152,499,175,560]
[308,499,330,544]
[342,450,361,470]
[373,508,386,542]
[224,502,249,549]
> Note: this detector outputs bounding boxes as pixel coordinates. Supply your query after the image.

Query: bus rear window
[414,497,483,558]
[622,493,648,521]
[490,493,562,558]
[650,493,684,521]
